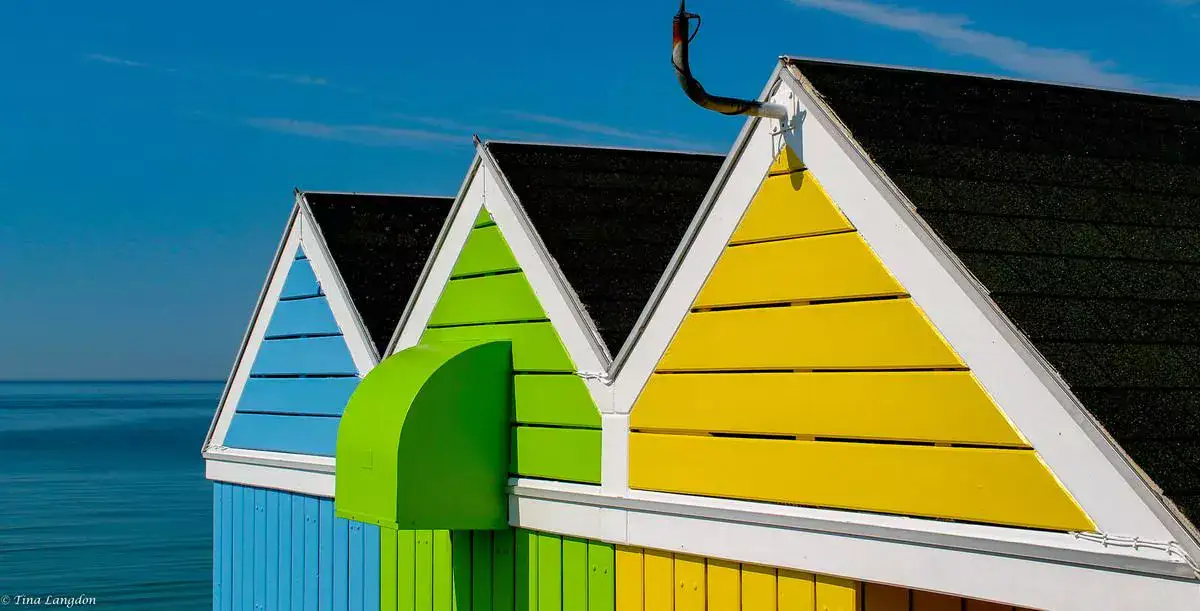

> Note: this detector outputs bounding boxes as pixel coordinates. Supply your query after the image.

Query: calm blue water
[0,381,220,609]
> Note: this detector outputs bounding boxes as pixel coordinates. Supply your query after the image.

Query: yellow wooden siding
[778,570,816,610]
[673,555,705,611]
[768,146,805,176]
[695,233,905,308]
[629,433,1094,531]
[741,564,777,611]
[613,543,1027,611]
[615,546,643,611]
[705,560,740,611]
[632,371,1027,447]
[660,300,964,371]
[730,173,853,245]
[630,146,1090,532]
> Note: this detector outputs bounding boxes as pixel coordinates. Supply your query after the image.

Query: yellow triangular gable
[629,148,1094,532]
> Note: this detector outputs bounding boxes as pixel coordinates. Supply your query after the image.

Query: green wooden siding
[380,529,614,611]
[510,427,602,484]
[428,274,546,327]
[420,217,601,482]
[452,226,519,278]
[474,207,495,228]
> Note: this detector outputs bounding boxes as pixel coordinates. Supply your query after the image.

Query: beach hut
[327,64,1200,611]
[203,191,453,611]
[331,140,724,608]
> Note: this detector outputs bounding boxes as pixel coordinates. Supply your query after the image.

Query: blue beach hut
[202,191,453,611]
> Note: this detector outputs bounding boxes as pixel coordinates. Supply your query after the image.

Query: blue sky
[1,0,1197,380]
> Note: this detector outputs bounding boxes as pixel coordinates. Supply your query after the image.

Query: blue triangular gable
[223,246,361,457]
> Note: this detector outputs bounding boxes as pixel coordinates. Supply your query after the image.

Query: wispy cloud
[786,0,1142,89]
[84,53,152,69]
[503,111,719,151]
[391,114,553,142]
[264,73,330,87]
[243,117,467,148]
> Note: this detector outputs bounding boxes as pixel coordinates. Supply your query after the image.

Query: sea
[0,381,221,610]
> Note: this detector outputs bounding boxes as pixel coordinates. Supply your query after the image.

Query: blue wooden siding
[213,483,381,611]
[283,258,322,299]
[224,245,362,457]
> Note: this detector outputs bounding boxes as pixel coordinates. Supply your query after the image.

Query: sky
[1,0,1197,380]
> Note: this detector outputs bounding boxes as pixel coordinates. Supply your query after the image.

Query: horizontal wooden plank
[223,412,341,456]
[768,146,804,176]
[660,299,962,371]
[265,296,341,338]
[628,433,1094,531]
[451,225,520,278]
[236,377,360,416]
[730,172,853,245]
[281,259,321,299]
[428,273,546,327]
[632,371,1026,447]
[696,233,905,308]
[251,336,359,376]
[421,322,574,372]
[511,426,601,484]
[514,375,601,428]
[474,207,495,228]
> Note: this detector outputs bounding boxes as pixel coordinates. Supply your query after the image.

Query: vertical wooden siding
[224,246,362,457]
[613,546,1032,611]
[420,217,601,484]
[213,483,380,611]
[378,528,615,611]
[629,149,1093,532]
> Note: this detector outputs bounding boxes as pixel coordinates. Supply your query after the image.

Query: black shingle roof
[789,58,1200,528]
[486,142,724,356]
[303,192,453,356]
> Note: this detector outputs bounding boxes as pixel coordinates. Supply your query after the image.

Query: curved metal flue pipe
[672,1,788,120]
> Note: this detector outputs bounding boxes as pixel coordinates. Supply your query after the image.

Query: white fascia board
[204,446,335,472]
[390,156,485,353]
[207,457,334,498]
[204,203,303,451]
[509,481,1200,611]
[297,197,378,373]
[476,144,612,409]
[775,67,1182,544]
[384,158,484,357]
[610,80,787,415]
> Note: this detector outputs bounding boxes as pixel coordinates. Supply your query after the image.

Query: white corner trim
[508,482,1200,611]
[610,82,788,415]
[391,157,485,354]
[477,146,612,407]
[297,201,378,374]
[205,206,304,451]
[774,69,1176,543]
[600,413,630,497]
[206,458,335,498]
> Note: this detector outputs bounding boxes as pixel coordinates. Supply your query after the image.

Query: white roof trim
[478,142,614,378]
[203,203,303,453]
[297,196,379,371]
[396,146,614,411]
[509,480,1200,611]
[383,159,483,357]
[390,156,485,354]
[606,61,1194,573]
